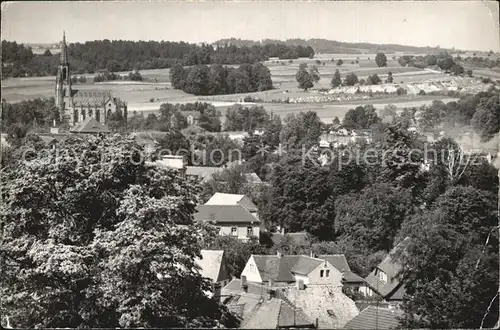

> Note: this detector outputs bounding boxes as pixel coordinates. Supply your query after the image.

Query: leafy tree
[471,94,500,141]
[426,54,437,66]
[1,134,239,328]
[397,186,498,329]
[366,74,381,85]
[224,105,269,132]
[332,116,340,125]
[343,72,359,86]
[331,69,342,88]
[451,64,465,76]
[309,65,320,84]
[466,69,473,77]
[336,59,343,66]
[387,71,393,83]
[280,111,323,148]
[437,56,455,71]
[261,112,282,149]
[43,49,52,56]
[375,52,387,67]
[295,63,314,91]
[342,105,380,129]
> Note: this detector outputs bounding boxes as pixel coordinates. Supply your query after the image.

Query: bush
[396,87,407,96]
[149,98,155,103]
[418,89,426,95]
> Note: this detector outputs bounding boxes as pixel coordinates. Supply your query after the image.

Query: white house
[240,253,343,288]
[193,204,260,241]
[195,250,232,297]
[205,193,259,219]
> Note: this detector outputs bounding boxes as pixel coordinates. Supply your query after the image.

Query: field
[3,52,495,123]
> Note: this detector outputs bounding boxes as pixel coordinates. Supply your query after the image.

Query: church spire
[60,31,68,65]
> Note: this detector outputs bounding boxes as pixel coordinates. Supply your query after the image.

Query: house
[185,166,222,182]
[195,250,232,297]
[193,204,260,241]
[342,306,402,329]
[241,253,344,288]
[360,238,410,306]
[205,193,259,219]
[221,278,316,329]
[183,111,201,126]
[318,255,366,289]
[69,117,111,134]
[146,155,186,177]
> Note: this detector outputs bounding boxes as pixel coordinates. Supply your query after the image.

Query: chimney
[281,227,285,235]
[213,282,222,299]
[241,275,248,292]
[297,279,305,290]
[267,279,275,300]
[277,251,281,258]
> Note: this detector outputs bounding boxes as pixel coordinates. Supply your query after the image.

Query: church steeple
[60,30,68,65]
[55,31,72,122]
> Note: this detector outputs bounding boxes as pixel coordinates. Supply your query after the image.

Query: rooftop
[343,306,402,329]
[69,117,110,134]
[193,204,261,224]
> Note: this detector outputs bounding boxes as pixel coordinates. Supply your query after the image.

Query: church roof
[72,89,114,106]
[70,117,111,134]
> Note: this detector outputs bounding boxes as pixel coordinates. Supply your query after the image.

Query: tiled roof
[185,166,222,181]
[252,255,325,282]
[72,89,112,100]
[343,306,402,329]
[318,255,351,272]
[193,205,260,224]
[70,117,111,133]
[342,271,366,284]
[205,193,258,213]
[195,250,230,283]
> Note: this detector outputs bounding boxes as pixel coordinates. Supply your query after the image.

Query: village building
[205,193,259,219]
[193,204,260,241]
[194,250,232,298]
[55,32,127,129]
[342,306,402,330]
[359,238,410,307]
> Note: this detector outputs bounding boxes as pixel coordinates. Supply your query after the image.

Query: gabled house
[195,250,232,297]
[193,204,260,241]
[360,238,410,305]
[241,253,344,288]
[185,166,222,182]
[205,193,259,219]
[318,255,366,288]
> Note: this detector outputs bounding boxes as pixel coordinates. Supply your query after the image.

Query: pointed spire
[60,31,68,65]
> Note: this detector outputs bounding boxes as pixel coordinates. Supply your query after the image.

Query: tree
[451,64,465,76]
[397,186,498,329]
[1,134,239,328]
[309,65,320,84]
[375,52,387,67]
[387,71,393,83]
[295,63,314,91]
[437,56,455,71]
[471,94,500,141]
[331,69,342,88]
[43,49,52,56]
[332,116,340,125]
[280,111,323,148]
[367,74,381,85]
[343,73,359,86]
[342,105,381,129]
[224,105,269,133]
[466,69,473,77]
[336,59,343,66]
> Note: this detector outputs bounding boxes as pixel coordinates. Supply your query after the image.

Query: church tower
[55,31,72,121]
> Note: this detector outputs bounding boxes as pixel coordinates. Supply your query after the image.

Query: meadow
[2,52,490,123]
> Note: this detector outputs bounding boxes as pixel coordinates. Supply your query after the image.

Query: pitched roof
[318,255,351,272]
[252,255,325,282]
[244,172,262,184]
[193,205,260,224]
[343,306,402,329]
[185,166,222,181]
[343,271,366,284]
[205,193,258,213]
[364,238,410,299]
[72,89,112,101]
[195,250,230,283]
[70,117,111,133]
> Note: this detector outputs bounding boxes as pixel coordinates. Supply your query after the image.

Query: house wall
[294,274,310,285]
[241,256,263,282]
[307,261,343,286]
[218,224,260,241]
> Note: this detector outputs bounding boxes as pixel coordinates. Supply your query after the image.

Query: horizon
[1,1,499,52]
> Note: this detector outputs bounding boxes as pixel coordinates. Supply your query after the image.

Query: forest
[1,40,313,78]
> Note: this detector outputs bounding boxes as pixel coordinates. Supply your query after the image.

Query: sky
[2,1,499,52]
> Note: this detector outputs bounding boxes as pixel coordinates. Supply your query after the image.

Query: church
[55,32,127,128]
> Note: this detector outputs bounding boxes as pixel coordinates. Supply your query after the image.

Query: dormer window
[378,270,387,283]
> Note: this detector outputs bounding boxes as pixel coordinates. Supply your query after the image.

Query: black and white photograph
[1,0,499,328]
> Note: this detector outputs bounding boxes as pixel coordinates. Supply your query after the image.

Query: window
[247,226,253,236]
[326,270,330,277]
[216,227,221,235]
[82,109,86,120]
[231,227,237,236]
[320,270,324,278]
[379,270,387,283]
[96,109,100,122]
